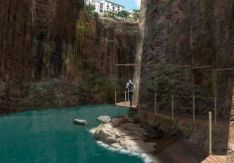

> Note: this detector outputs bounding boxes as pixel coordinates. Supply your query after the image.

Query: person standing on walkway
[126,79,135,107]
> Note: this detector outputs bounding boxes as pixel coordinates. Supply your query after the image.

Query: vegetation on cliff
[84,3,139,22]
[0,0,139,113]
[140,0,234,119]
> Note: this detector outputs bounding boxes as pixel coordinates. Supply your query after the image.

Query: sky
[111,0,141,10]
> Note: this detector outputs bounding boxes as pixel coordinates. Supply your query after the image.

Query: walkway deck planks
[116,101,137,109]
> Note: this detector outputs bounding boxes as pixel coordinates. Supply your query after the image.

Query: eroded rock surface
[93,117,157,154]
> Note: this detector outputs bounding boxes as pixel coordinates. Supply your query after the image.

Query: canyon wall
[0,0,83,111]
[0,1,139,111]
[71,13,139,103]
[0,0,83,80]
[139,0,234,118]
[138,0,234,155]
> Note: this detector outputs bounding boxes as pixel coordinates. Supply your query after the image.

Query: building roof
[105,0,125,8]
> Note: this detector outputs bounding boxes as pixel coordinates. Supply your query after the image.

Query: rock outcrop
[93,117,157,154]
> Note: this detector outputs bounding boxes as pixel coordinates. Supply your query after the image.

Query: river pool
[0,105,144,163]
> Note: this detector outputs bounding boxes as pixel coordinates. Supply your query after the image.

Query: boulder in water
[97,115,111,123]
[74,119,88,125]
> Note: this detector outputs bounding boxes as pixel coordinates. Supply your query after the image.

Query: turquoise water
[0,105,144,163]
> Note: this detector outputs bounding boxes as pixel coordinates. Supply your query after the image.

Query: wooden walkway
[138,110,229,127]
[115,101,228,163]
[116,101,137,108]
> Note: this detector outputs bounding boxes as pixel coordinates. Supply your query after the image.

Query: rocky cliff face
[139,0,234,119]
[67,12,139,103]
[0,1,139,111]
[0,0,82,80]
[138,0,234,155]
[0,0,83,111]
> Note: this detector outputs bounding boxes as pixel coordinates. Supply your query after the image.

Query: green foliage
[103,10,139,22]
[141,67,195,111]
[141,65,214,112]
[131,10,140,21]
[103,11,116,19]
[84,4,98,17]
[116,10,130,19]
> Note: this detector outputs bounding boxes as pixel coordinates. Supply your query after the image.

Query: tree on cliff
[116,10,130,20]
[84,4,98,17]
[131,10,140,21]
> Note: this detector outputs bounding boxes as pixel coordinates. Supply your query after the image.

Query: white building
[85,0,125,13]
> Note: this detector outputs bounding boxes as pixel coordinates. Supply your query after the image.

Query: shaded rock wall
[0,1,139,110]
[137,0,234,155]
[72,13,139,103]
[0,0,83,80]
[139,0,234,119]
[0,0,83,111]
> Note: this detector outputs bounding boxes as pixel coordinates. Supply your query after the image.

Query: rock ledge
[92,116,157,156]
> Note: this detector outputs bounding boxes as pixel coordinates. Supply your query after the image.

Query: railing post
[127,91,130,102]
[171,94,174,120]
[193,95,195,123]
[209,111,213,155]
[124,91,127,102]
[154,93,157,115]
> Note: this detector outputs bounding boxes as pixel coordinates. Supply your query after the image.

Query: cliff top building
[85,0,125,13]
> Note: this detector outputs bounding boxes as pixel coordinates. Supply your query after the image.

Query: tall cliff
[139,0,234,119]
[137,0,234,156]
[70,12,139,103]
[0,1,139,111]
[0,0,83,111]
[0,0,82,80]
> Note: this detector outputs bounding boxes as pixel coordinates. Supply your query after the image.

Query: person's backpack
[128,82,134,92]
